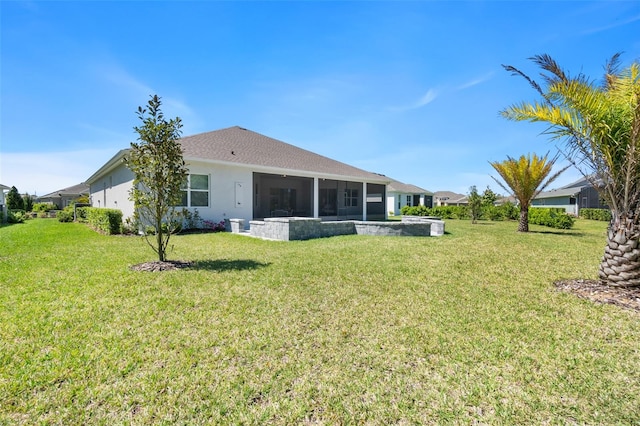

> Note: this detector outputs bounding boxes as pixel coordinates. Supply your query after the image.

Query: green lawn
[1,218,639,424]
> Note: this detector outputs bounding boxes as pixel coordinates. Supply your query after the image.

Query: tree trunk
[599,220,640,287]
[518,207,529,232]
[157,226,166,262]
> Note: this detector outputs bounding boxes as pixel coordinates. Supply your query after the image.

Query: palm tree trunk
[599,220,640,287]
[518,207,529,232]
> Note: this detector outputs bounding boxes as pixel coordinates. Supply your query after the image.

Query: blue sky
[2,1,639,196]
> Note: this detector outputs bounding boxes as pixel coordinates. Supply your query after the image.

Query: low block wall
[401,215,445,236]
[227,218,245,233]
[243,217,435,241]
[248,217,356,241]
[354,221,431,237]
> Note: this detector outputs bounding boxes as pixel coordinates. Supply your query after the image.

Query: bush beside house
[579,208,612,222]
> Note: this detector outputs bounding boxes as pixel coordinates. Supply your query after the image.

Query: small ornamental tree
[6,186,24,210]
[481,186,500,220]
[124,95,188,262]
[22,193,34,212]
[490,153,567,232]
[481,187,499,207]
[468,185,482,224]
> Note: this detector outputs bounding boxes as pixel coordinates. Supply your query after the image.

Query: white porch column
[313,177,319,218]
[362,182,367,221]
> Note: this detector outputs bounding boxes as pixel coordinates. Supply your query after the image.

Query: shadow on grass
[528,229,587,237]
[192,258,271,272]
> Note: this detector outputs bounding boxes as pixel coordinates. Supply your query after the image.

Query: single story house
[37,183,90,209]
[85,126,391,227]
[0,184,9,222]
[386,180,433,216]
[532,176,606,215]
[0,184,8,206]
[433,191,467,206]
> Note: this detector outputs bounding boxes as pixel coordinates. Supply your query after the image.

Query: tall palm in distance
[490,153,567,232]
[501,54,640,287]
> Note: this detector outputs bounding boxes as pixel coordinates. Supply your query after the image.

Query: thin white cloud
[457,72,494,90]
[95,60,197,126]
[415,89,438,107]
[100,62,154,98]
[389,88,439,112]
[581,13,640,35]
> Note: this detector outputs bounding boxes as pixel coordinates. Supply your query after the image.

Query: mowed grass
[1,219,639,424]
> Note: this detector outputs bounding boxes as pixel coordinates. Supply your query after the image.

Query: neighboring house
[433,191,468,206]
[38,183,90,209]
[386,180,433,216]
[496,195,517,205]
[0,184,9,222]
[532,176,606,215]
[85,126,391,227]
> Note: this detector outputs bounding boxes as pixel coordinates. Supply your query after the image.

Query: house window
[179,174,209,207]
[344,188,358,207]
[406,195,411,206]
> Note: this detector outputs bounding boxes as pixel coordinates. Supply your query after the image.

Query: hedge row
[528,208,575,229]
[401,204,575,229]
[400,203,519,221]
[85,207,122,235]
[579,208,612,222]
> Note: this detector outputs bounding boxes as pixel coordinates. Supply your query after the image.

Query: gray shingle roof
[387,180,432,194]
[180,126,388,182]
[433,191,467,202]
[534,187,582,199]
[39,183,90,198]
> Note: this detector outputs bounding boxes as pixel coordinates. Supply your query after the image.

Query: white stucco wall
[88,157,386,228]
[387,192,425,216]
[387,193,398,215]
[88,161,255,227]
[184,161,253,226]
[89,164,136,218]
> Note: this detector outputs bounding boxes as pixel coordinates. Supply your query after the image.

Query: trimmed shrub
[85,207,123,235]
[75,207,89,222]
[400,205,430,216]
[498,202,519,221]
[32,202,57,213]
[7,210,27,223]
[57,210,73,222]
[579,208,612,222]
[528,207,575,229]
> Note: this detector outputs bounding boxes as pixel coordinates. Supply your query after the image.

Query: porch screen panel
[366,183,386,218]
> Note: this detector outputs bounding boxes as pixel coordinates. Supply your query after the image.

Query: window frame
[344,188,359,207]
[178,174,210,208]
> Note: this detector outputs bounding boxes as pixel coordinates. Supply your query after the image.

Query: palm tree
[501,54,640,287]
[490,153,567,232]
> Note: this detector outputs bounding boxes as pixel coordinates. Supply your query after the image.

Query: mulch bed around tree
[554,279,640,313]
[129,261,193,272]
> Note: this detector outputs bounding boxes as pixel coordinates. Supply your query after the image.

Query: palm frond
[604,52,624,89]
[502,64,545,97]
[530,54,567,85]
